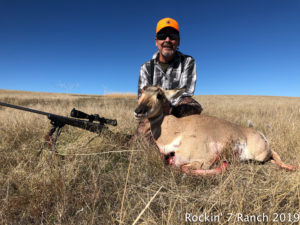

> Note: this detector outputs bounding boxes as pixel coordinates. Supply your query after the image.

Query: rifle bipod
[39,120,65,158]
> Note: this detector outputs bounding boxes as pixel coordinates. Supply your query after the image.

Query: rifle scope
[70,108,117,126]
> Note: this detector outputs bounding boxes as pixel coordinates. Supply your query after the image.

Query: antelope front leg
[181,161,229,176]
[157,136,182,155]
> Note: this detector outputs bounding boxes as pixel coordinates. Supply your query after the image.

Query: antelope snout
[134,105,149,120]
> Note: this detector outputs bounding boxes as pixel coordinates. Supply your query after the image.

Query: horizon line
[0,88,299,98]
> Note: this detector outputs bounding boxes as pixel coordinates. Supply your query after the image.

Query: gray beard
[162,49,175,58]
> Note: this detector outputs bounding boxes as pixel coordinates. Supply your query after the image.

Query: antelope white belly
[234,140,249,160]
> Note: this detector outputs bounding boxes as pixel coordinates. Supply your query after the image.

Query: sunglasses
[156,33,180,40]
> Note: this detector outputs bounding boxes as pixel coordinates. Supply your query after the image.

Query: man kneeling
[137,17,202,139]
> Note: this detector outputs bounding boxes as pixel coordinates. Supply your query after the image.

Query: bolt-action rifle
[0,101,117,155]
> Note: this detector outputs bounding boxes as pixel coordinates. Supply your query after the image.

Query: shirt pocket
[171,78,180,89]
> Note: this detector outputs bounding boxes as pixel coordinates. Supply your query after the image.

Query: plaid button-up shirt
[138,51,197,105]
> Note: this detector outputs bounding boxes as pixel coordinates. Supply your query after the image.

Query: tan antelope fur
[134,86,299,175]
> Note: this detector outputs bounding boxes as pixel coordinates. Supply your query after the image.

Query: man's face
[155,27,180,61]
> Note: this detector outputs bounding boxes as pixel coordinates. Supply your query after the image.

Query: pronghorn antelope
[134,86,299,175]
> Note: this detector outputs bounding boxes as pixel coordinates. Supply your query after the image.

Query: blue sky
[0,0,299,96]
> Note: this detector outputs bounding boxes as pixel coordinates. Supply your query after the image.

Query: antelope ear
[164,88,186,101]
[140,86,149,93]
[142,86,149,91]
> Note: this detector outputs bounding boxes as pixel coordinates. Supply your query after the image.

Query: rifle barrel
[0,101,50,116]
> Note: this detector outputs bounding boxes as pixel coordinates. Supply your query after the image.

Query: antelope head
[134,86,185,120]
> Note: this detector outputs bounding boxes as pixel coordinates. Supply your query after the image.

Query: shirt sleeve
[180,56,197,97]
[138,63,151,98]
[170,56,197,105]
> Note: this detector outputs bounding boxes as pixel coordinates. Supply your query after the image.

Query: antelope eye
[157,93,163,100]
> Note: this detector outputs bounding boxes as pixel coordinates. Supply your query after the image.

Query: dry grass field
[0,89,299,224]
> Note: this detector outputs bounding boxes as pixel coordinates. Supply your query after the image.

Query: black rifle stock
[0,101,117,154]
